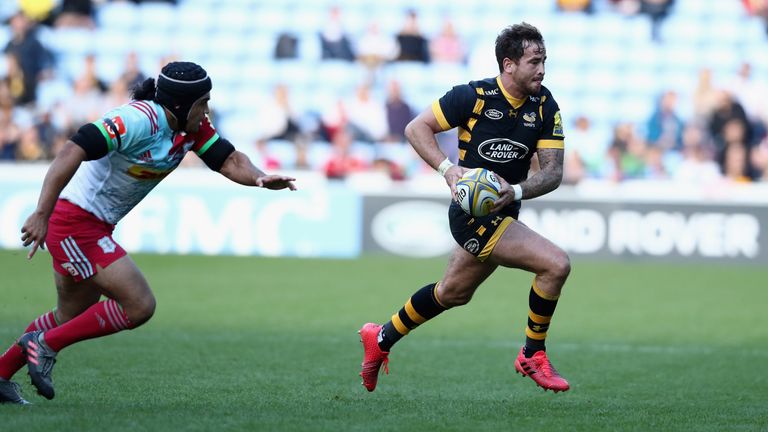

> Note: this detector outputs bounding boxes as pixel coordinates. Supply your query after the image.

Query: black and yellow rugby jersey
[432,76,565,186]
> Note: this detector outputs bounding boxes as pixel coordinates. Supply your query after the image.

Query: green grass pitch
[1,248,766,431]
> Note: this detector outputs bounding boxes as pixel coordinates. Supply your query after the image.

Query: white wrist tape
[511,184,523,201]
[437,158,454,176]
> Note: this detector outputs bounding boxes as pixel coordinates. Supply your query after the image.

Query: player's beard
[513,73,541,97]
[528,79,542,95]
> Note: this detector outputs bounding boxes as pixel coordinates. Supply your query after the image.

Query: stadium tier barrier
[1,163,766,264]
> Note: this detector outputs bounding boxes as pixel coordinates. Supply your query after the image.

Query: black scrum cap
[155,61,212,130]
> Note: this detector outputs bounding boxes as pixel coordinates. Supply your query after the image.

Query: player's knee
[550,251,571,282]
[124,294,156,327]
[437,284,474,307]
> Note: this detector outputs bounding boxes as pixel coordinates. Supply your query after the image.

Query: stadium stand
[0,0,766,182]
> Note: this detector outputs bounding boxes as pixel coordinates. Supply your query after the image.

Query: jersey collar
[496,76,526,110]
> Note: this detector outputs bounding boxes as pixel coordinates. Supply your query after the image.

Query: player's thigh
[91,254,155,320]
[488,220,569,274]
[438,246,498,305]
[53,271,102,323]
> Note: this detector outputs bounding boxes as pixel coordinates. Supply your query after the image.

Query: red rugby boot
[358,323,389,392]
[514,347,570,393]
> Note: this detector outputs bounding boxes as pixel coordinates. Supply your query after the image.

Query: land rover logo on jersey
[484,109,503,120]
[478,138,529,162]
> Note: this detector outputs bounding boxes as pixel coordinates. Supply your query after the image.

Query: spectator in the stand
[104,76,131,109]
[646,90,684,152]
[4,54,34,106]
[640,0,675,42]
[52,57,109,130]
[727,62,768,138]
[53,0,96,29]
[395,9,430,63]
[692,68,720,123]
[709,90,753,158]
[346,82,387,143]
[78,54,109,93]
[430,19,466,64]
[384,80,414,142]
[34,110,57,159]
[274,32,299,60]
[319,6,355,61]
[258,84,302,142]
[720,119,755,182]
[371,158,405,181]
[16,126,46,161]
[18,0,56,23]
[751,134,768,180]
[674,124,722,183]
[562,144,586,184]
[0,81,21,159]
[561,119,590,184]
[567,115,605,176]
[120,52,147,90]
[607,0,642,15]
[324,129,368,179]
[643,146,668,179]
[319,98,347,143]
[605,122,647,180]
[556,0,594,13]
[3,12,53,104]
[356,22,397,70]
[294,141,311,170]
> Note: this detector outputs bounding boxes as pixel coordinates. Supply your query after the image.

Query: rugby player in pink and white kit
[0,61,296,404]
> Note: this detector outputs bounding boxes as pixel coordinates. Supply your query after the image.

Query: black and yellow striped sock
[524,279,560,358]
[378,282,448,352]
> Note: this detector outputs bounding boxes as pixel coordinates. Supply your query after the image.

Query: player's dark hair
[131,77,157,101]
[495,22,544,72]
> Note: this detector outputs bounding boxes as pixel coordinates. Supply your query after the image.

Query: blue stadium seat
[36,76,73,112]
[137,2,177,32]
[307,141,333,170]
[350,141,375,162]
[95,2,139,32]
[42,28,94,58]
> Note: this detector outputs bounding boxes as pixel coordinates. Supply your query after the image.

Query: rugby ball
[455,168,502,217]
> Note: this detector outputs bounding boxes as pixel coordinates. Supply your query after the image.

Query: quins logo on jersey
[478,138,530,163]
[98,236,117,254]
[102,116,126,139]
[553,111,564,137]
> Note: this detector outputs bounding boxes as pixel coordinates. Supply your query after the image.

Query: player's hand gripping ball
[455,168,502,217]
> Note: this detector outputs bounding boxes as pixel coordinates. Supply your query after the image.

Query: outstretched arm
[21,141,86,258]
[218,150,296,190]
[405,109,466,200]
[492,148,563,211]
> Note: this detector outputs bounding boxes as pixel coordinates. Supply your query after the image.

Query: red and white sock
[0,310,58,380]
[43,299,134,352]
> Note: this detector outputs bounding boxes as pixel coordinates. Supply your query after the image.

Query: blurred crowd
[1,0,767,184]
[563,64,768,184]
